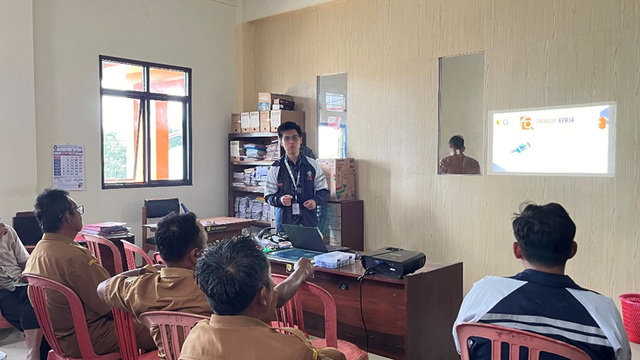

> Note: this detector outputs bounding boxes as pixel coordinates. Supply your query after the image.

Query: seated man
[24,188,155,358]
[98,212,316,359]
[453,202,630,360]
[0,221,50,360]
[180,235,346,360]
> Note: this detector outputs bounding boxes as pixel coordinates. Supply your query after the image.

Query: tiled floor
[0,328,391,359]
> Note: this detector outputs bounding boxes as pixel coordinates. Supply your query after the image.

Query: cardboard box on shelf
[318,158,356,201]
[258,92,294,111]
[231,113,241,123]
[230,140,246,162]
[249,111,260,128]
[260,121,270,132]
[270,110,305,132]
[240,112,252,133]
[231,123,241,133]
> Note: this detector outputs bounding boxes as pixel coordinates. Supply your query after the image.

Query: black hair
[512,202,576,267]
[194,235,271,316]
[34,188,72,233]
[449,135,465,149]
[277,121,302,138]
[155,212,203,262]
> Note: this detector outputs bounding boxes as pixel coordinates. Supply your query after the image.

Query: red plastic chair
[121,240,154,271]
[23,274,121,360]
[152,252,164,266]
[112,308,159,360]
[455,322,590,360]
[77,234,124,275]
[271,274,368,360]
[139,311,208,360]
[0,312,13,329]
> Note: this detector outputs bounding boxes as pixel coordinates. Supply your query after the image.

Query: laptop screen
[282,224,328,252]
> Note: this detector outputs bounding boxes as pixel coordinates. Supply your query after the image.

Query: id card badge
[292,203,301,215]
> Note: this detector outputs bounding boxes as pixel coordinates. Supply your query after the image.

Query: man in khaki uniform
[180,236,345,360]
[98,212,316,359]
[24,188,155,358]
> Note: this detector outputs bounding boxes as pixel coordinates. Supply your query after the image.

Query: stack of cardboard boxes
[230,92,305,133]
[317,158,357,246]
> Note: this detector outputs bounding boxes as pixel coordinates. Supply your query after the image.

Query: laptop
[282,224,350,253]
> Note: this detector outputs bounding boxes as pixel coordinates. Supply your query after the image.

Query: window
[100,56,192,188]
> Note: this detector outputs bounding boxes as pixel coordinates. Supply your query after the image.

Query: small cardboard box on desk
[317,158,356,201]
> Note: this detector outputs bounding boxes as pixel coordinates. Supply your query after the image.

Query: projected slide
[490,103,615,175]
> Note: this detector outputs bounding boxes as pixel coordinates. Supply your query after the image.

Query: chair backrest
[80,234,124,274]
[139,311,208,360]
[112,307,139,360]
[271,274,338,348]
[144,198,180,220]
[152,252,165,265]
[121,240,154,270]
[455,322,591,360]
[24,274,120,360]
[12,211,43,246]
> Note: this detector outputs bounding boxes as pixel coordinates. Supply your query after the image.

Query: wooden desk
[143,216,252,243]
[270,259,463,360]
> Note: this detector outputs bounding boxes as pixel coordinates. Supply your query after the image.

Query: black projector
[361,247,426,279]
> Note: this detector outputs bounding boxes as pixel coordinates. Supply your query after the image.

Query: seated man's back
[456,270,628,359]
[453,202,630,360]
[181,316,318,359]
[26,235,117,357]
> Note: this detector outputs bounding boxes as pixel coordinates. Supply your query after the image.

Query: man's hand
[0,222,8,238]
[294,257,314,279]
[281,195,293,206]
[303,199,317,210]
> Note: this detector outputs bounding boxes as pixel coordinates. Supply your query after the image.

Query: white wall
[240,0,335,22]
[32,0,237,246]
[0,0,38,222]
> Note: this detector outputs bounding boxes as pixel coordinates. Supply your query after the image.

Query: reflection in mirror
[438,52,484,175]
[318,73,347,159]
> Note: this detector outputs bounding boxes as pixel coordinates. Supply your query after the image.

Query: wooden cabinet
[320,199,364,251]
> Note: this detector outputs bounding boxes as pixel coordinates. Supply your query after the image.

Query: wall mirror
[317,72,348,159]
[438,52,485,175]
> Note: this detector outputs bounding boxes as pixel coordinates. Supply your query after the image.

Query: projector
[361,247,426,279]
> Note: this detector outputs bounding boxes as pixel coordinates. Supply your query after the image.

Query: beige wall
[0,0,38,222]
[242,0,640,301]
[31,0,236,246]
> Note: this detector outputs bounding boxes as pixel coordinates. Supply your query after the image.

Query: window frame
[99,55,193,189]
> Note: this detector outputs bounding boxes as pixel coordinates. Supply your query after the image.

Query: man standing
[453,202,630,359]
[0,221,49,360]
[24,188,155,357]
[265,121,329,233]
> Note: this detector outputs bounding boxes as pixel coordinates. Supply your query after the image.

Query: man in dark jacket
[265,121,329,233]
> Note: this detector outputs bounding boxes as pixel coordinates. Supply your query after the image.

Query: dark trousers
[0,285,51,359]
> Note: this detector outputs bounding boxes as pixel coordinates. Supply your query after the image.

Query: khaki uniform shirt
[0,225,30,291]
[179,315,319,360]
[24,233,117,358]
[439,154,481,175]
[103,267,278,359]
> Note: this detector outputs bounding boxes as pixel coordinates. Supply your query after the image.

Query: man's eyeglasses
[282,135,301,142]
[59,205,84,219]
